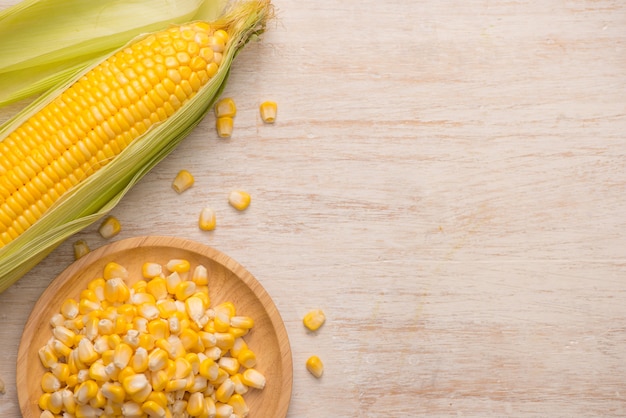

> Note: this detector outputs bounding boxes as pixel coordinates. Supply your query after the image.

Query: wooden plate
[17,236,292,418]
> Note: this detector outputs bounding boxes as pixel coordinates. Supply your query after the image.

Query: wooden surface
[1,0,625,416]
[16,236,292,418]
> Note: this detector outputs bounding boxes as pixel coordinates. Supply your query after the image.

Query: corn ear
[0,0,229,107]
[0,0,273,293]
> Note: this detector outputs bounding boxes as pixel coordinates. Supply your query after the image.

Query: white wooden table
[1,0,625,416]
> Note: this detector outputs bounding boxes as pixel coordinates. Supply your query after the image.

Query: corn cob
[0,0,273,293]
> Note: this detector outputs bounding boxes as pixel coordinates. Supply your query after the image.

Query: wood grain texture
[1,0,625,417]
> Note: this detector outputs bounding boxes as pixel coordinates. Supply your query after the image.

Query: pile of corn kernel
[37,259,264,418]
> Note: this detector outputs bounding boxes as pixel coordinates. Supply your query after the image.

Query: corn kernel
[186,391,206,416]
[146,390,168,409]
[214,332,235,350]
[101,382,125,404]
[142,400,167,417]
[228,190,251,210]
[174,280,196,301]
[122,401,143,417]
[131,347,149,373]
[303,309,326,331]
[198,206,217,231]
[50,313,65,327]
[218,356,240,375]
[241,368,266,389]
[230,337,248,358]
[104,277,130,303]
[259,100,277,123]
[61,388,77,414]
[73,239,91,260]
[113,343,133,369]
[142,262,163,279]
[103,261,129,280]
[41,372,61,393]
[165,378,187,392]
[237,348,257,369]
[122,373,150,396]
[306,355,324,378]
[228,393,250,417]
[191,264,208,286]
[89,389,107,409]
[88,360,108,381]
[214,97,236,118]
[199,357,219,381]
[166,258,191,273]
[172,169,194,193]
[215,403,234,418]
[39,345,59,368]
[215,116,233,138]
[50,363,70,382]
[53,326,76,348]
[165,271,182,294]
[148,348,169,372]
[231,373,248,395]
[230,315,254,330]
[215,378,235,403]
[75,380,98,404]
[48,390,64,414]
[60,298,79,319]
[117,366,136,385]
[98,216,121,239]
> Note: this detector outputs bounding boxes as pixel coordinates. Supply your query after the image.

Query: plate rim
[17,235,293,418]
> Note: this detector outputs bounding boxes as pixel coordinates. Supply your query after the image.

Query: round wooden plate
[17,236,292,418]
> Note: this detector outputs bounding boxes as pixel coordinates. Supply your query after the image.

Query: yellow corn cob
[0,0,273,293]
[0,22,224,243]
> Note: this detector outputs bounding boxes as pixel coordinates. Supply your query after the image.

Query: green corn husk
[0,0,273,293]
[0,0,229,106]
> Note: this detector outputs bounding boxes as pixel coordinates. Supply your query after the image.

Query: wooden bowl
[17,236,292,417]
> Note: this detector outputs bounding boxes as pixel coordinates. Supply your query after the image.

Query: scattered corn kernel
[228,190,251,211]
[306,355,324,378]
[214,97,237,118]
[172,169,195,194]
[73,240,91,260]
[259,100,277,123]
[303,309,326,331]
[216,116,234,138]
[98,216,121,239]
[198,207,217,231]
